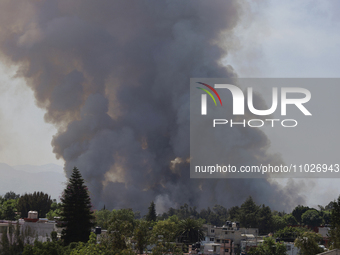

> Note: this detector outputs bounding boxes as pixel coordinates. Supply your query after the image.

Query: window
[210,238,214,242]
[217,239,220,243]
[225,249,229,252]
[211,229,215,233]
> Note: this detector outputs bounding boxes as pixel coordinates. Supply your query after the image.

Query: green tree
[151,216,182,255]
[94,209,112,229]
[152,242,183,255]
[146,201,157,222]
[284,214,298,226]
[210,205,228,226]
[239,196,259,228]
[272,215,287,232]
[258,205,273,235]
[274,226,305,241]
[320,210,331,225]
[294,231,323,255]
[69,232,106,255]
[134,220,151,254]
[326,201,335,211]
[60,167,95,245]
[301,209,322,228]
[176,218,204,244]
[1,199,18,220]
[3,191,20,201]
[329,196,340,248]
[248,237,286,255]
[152,216,179,243]
[22,239,64,255]
[227,206,240,222]
[46,200,62,220]
[292,205,310,224]
[17,191,52,218]
[101,209,135,251]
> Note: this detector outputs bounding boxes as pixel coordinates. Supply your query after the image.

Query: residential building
[203,222,259,255]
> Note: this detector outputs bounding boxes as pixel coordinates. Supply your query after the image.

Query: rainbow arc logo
[196,82,223,106]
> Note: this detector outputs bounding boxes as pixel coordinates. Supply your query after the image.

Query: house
[202,222,259,255]
[0,211,59,244]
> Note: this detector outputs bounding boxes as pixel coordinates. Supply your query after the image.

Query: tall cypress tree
[146,201,157,222]
[60,167,94,245]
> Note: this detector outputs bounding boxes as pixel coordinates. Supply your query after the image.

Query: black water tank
[95,227,101,235]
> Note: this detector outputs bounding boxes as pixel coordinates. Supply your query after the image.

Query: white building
[285,242,300,255]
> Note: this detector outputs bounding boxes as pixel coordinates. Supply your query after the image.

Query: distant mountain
[0,163,66,200]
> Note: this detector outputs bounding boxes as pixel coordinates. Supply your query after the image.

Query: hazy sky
[226,0,340,208]
[0,0,339,208]
[0,63,60,166]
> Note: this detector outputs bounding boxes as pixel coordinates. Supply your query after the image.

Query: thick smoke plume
[0,0,304,213]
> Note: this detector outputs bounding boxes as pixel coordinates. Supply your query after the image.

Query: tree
[94,209,112,229]
[69,232,106,255]
[1,199,18,220]
[272,215,287,232]
[3,191,20,201]
[227,206,240,222]
[292,205,310,224]
[152,242,182,255]
[284,214,298,226]
[17,191,52,218]
[22,239,64,255]
[134,220,151,254]
[239,196,259,228]
[152,216,179,243]
[46,200,62,220]
[60,167,95,245]
[326,201,335,211]
[329,196,340,248]
[274,226,305,242]
[248,237,286,255]
[258,205,273,235]
[177,218,204,244]
[321,210,331,225]
[301,209,322,228]
[102,209,135,251]
[146,201,157,222]
[294,231,323,255]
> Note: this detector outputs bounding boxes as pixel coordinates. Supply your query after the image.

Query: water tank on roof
[28,211,38,219]
[95,227,101,235]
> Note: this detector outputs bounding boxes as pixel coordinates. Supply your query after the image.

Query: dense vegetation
[0,171,339,254]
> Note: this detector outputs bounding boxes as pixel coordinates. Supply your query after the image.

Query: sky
[0,63,60,166]
[225,0,340,208]
[0,0,339,209]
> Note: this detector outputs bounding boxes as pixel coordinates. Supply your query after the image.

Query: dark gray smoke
[0,0,304,213]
